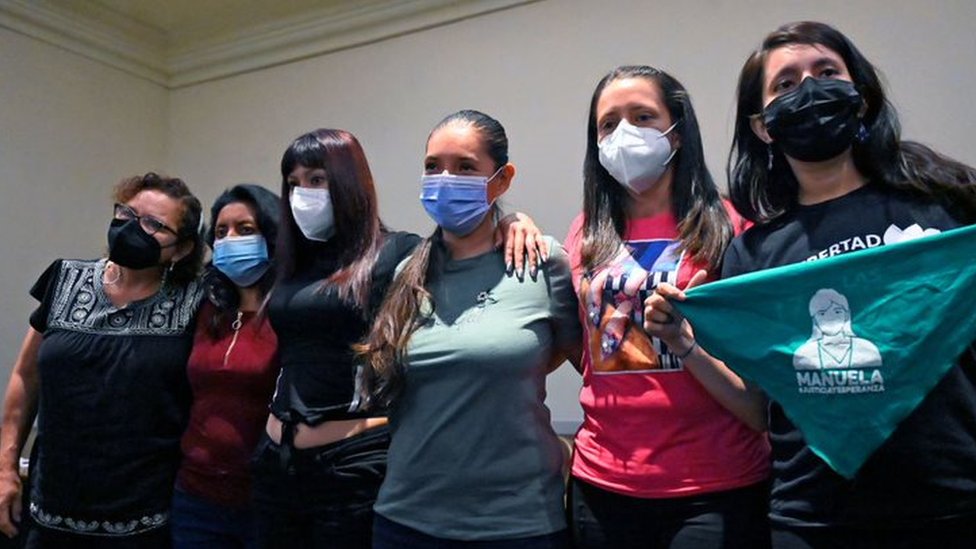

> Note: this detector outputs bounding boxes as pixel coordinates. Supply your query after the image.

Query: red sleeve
[722,199,752,236]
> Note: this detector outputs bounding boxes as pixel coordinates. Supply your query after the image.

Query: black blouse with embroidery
[28,258,204,536]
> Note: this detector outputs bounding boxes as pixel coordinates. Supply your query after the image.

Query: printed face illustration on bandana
[815,303,846,336]
[580,238,689,373]
[792,289,884,376]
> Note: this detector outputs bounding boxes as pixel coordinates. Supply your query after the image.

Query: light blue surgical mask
[212,234,271,287]
[420,167,503,236]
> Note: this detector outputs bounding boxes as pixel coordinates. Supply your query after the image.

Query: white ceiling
[59,0,364,46]
[0,0,537,87]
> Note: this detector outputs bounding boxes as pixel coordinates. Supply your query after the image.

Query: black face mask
[762,77,863,162]
[107,218,163,269]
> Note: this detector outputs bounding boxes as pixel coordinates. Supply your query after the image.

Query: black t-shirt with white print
[722,184,976,528]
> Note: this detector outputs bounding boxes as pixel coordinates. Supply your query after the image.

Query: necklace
[103,261,122,285]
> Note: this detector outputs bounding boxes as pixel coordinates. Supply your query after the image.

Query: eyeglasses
[113,203,179,237]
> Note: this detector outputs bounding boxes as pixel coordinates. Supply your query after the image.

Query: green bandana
[675,224,976,478]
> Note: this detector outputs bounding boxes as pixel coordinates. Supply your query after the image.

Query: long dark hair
[358,109,508,408]
[113,172,204,286]
[728,21,976,223]
[203,183,280,336]
[276,129,382,310]
[581,66,733,274]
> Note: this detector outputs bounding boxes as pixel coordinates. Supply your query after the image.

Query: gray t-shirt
[374,236,581,540]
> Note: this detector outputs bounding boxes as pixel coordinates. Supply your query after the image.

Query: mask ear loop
[485,165,507,216]
[660,120,681,166]
[485,165,506,185]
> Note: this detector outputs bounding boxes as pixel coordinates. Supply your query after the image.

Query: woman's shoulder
[721,199,752,236]
[536,235,573,277]
[34,258,102,287]
[380,230,423,260]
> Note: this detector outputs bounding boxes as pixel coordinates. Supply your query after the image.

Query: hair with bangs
[276,129,382,311]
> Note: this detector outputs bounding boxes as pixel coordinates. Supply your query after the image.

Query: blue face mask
[212,235,271,287]
[420,167,502,237]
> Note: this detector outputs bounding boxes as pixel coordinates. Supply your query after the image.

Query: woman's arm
[496,212,549,278]
[644,272,767,432]
[0,328,43,538]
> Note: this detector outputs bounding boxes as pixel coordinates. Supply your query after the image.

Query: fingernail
[530,266,537,279]
[506,261,512,272]
[600,333,619,358]
[588,305,601,326]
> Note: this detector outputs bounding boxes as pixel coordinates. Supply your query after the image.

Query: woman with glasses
[0,173,206,548]
[717,21,976,548]
[647,21,976,548]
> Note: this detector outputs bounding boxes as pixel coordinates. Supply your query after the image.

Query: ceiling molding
[0,0,540,89]
[167,0,540,88]
[0,0,168,85]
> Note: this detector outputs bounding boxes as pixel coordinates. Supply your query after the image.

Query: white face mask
[598,119,678,195]
[290,187,335,242]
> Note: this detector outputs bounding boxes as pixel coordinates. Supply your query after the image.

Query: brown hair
[581,66,733,275]
[728,21,976,223]
[113,172,204,286]
[358,110,507,408]
[276,129,382,310]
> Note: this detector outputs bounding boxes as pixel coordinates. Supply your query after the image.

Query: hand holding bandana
[673,224,976,478]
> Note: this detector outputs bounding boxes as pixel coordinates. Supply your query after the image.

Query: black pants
[24,525,171,549]
[568,476,771,549]
[771,513,976,549]
[251,425,389,549]
[373,514,569,549]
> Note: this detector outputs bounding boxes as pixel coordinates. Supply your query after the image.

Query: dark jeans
[771,513,976,549]
[24,525,171,549]
[373,514,569,549]
[568,476,771,549]
[251,425,389,549]
[171,487,258,549]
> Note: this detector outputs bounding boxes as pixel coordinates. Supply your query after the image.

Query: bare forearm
[680,343,767,432]
[0,387,36,473]
[0,330,42,473]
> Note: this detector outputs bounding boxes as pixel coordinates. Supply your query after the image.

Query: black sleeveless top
[268,231,420,425]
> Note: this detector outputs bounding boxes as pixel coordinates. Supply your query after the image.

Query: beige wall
[3,0,975,428]
[0,26,167,398]
[166,0,976,428]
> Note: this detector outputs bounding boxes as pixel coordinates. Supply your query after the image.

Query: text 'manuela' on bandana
[673,224,976,478]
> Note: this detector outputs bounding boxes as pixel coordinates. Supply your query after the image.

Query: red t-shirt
[564,208,769,497]
[176,302,280,507]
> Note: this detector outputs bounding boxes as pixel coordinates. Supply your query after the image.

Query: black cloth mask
[107,218,163,269]
[762,77,863,162]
